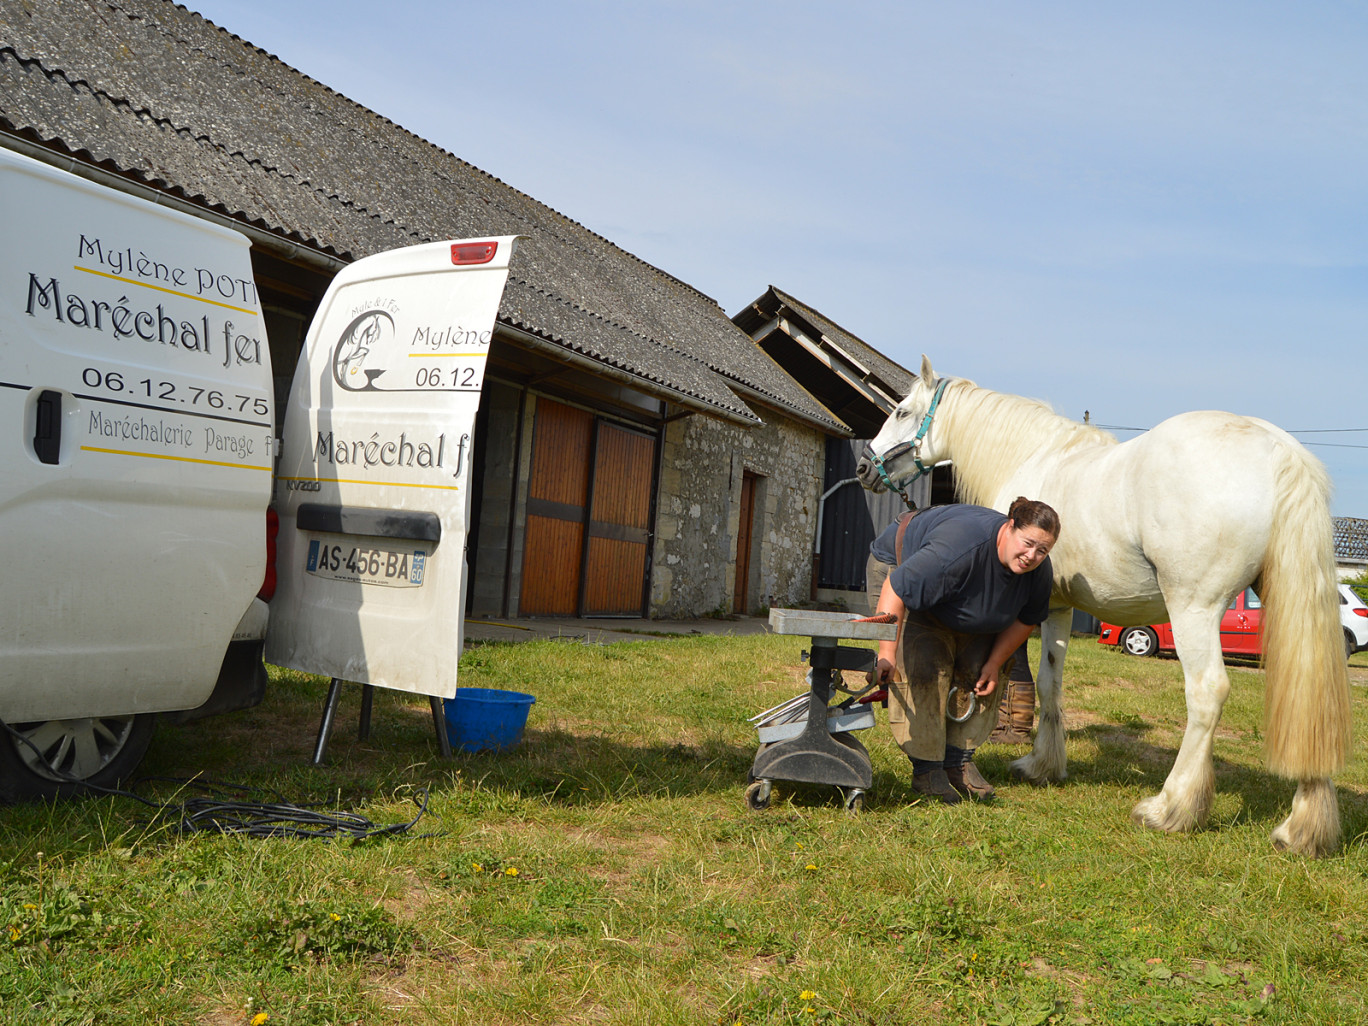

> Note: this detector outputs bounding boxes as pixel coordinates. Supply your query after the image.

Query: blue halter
[862,378,948,508]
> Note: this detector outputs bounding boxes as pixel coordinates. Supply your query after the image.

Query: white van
[1,148,518,798]
[0,149,275,798]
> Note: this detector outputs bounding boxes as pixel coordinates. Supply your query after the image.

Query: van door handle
[33,389,61,465]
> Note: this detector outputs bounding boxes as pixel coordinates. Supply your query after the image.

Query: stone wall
[650,409,825,618]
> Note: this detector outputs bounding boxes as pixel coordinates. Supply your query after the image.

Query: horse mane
[936,377,1118,506]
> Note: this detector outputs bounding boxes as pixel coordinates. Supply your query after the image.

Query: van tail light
[451,241,497,265]
[1354,608,1368,619]
[258,507,279,601]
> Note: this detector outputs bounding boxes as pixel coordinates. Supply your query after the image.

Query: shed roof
[733,286,914,436]
[0,0,849,434]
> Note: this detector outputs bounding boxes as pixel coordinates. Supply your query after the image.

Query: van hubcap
[9,717,138,782]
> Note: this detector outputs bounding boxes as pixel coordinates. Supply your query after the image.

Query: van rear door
[265,237,516,699]
[0,149,273,720]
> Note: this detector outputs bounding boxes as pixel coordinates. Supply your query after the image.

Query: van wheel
[0,715,155,801]
[1346,630,1355,660]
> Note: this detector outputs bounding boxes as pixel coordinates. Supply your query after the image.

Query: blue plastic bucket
[443,688,536,753]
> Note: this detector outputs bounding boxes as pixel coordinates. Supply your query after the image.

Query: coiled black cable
[3,722,432,840]
[136,777,432,840]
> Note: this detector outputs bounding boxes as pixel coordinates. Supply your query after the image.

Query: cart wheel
[842,788,865,815]
[745,779,773,811]
[747,743,772,785]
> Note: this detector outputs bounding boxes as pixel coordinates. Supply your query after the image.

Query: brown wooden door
[519,400,657,617]
[582,422,655,616]
[734,471,758,613]
[519,400,592,615]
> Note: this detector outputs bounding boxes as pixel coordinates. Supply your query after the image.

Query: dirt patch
[1022,955,1095,998]
[384,868,437,923]
[739,952,802,980]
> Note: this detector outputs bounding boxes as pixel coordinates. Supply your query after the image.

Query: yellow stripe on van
[74,265,260,316]
[81,445,271,471]
[278,475,462,492]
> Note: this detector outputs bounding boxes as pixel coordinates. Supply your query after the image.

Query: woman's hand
[869,657,896,686]
[972,665,1001,697]
[977,620,1033,697]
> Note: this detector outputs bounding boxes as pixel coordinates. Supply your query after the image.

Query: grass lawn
[2,632,1367,1025]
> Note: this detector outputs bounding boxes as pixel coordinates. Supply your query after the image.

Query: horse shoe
[946,686,977,723]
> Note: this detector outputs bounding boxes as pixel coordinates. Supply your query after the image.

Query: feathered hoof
[1270,829,1338,859]
[1270,780,1341,858]
[1131,793,1201,834]
[1009,754,1066,786]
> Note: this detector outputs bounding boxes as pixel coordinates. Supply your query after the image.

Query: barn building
[0,0,925,621]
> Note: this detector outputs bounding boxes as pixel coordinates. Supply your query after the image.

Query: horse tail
[1259,439,1351,779]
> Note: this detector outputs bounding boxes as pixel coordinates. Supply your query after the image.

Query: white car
[1341,583,1368,657]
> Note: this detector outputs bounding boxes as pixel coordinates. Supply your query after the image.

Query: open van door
[266,237,517,700]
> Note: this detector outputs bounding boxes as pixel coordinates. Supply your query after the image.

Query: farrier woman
[870,497,1060,804]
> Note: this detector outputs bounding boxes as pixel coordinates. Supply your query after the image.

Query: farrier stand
[312,679,452,765]
[748,609,897,812]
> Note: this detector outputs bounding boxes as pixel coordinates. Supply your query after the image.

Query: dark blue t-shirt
[884,504,1052,634]
[870,514,900,566]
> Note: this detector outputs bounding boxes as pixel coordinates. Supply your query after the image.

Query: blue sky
[189,1,1368,514]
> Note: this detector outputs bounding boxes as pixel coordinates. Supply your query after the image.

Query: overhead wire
[1094,424,1368,449]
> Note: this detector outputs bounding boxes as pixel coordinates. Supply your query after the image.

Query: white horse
[856,356,1352,857]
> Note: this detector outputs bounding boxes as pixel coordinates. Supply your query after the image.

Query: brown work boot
[987,680,1036,744]
[944,762,995,800]
[911,768,963,805]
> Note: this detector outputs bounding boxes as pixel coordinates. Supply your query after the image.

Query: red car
[1098,588,1262,658]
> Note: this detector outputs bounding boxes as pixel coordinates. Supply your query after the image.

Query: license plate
[305,539,428,588]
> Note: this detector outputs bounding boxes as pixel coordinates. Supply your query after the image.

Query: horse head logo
[332,310,395,391]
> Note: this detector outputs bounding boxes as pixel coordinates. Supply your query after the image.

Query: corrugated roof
[0,0,848,434]
[1334,517,1368,563]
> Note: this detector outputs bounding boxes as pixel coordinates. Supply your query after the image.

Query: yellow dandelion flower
[805,863,817,871]
[800,990,817,1000]
[795,842,804,849]
[802,1006,815,1015]
[22,903,36,910]
[505,866,519,877]
[472,863,484,873]
[9,926,20,942]
[251,1014,270,1026]
[329,913,341,922]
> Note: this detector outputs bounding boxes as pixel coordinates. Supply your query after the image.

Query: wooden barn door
[733,471,759,614]
[519,399,656,617]
[520,401,593,615]
[582,423,655,616]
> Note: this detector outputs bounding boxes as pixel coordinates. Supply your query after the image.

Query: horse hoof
[1008,757,1065,786]
[1132,795,1201,834]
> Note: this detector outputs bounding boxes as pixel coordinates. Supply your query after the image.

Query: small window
[1244,588,1261,610]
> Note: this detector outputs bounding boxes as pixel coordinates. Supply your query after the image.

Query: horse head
[855,355,952,498]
